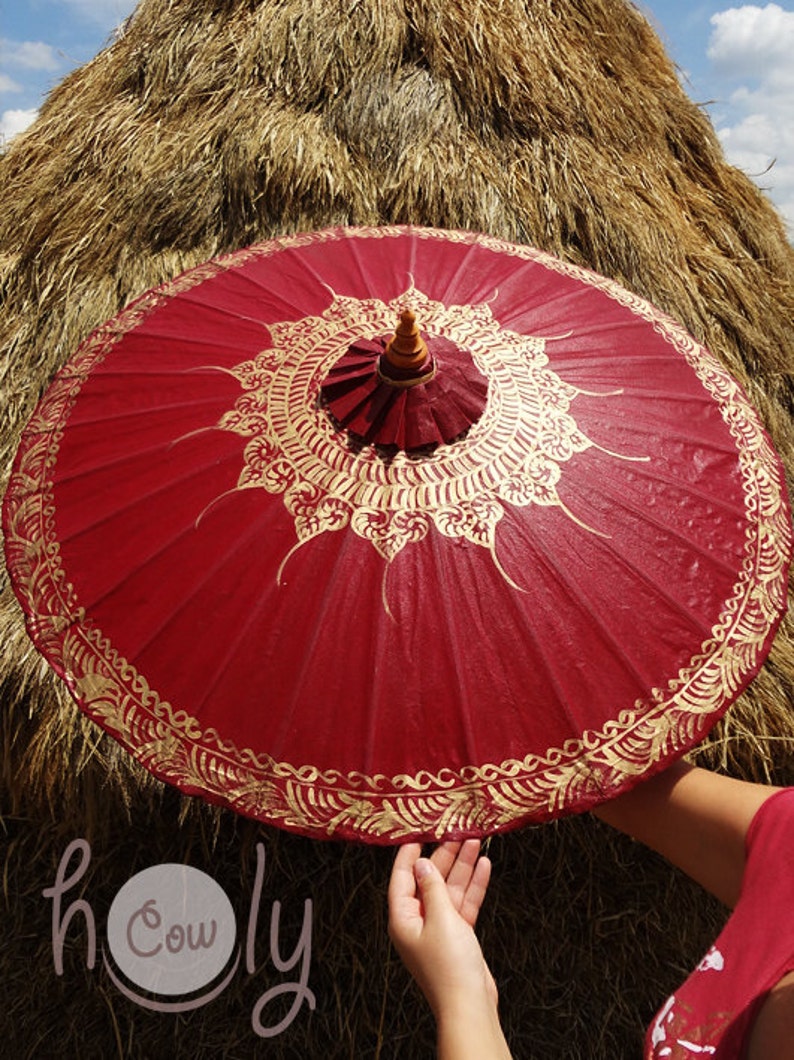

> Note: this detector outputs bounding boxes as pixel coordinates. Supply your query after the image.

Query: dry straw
[2,0,793,1056]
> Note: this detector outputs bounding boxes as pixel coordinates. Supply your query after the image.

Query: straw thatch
[2,0,793,1055]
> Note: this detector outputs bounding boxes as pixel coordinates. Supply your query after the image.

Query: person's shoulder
[746,787,793,849]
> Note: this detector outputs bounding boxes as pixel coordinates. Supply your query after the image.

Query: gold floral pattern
[213,287,632,567]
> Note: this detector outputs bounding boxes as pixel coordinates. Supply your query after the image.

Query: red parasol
[4,226,791,842]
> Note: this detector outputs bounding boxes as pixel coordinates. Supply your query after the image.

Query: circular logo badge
[106,864,236,996]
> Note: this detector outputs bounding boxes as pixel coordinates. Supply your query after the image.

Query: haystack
[2,0,793,1055]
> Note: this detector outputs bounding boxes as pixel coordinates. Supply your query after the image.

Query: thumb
[414,858,453,917]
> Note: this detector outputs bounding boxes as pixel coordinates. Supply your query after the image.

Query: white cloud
[707,5,794,233]
[0,73,23,93]
[0,107,38,144]
[708,4,794,76]
[0,39,61,72]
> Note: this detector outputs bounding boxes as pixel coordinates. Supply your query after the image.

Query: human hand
[387,840,498,1022]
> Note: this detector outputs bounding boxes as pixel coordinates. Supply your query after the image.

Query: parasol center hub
[318,298,488,450]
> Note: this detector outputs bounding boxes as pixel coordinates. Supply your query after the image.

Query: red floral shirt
[645,788,794,1058]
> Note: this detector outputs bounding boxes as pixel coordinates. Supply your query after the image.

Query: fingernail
[414,858,433,880]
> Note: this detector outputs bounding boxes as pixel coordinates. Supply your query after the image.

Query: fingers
[390,839,492,926]
[429,839,484,916]
[388,843,423,945]
[412,856,453,918]
[429,840,463,879]
[389,843,422,901]
[445,839,481,890]
[459,853,492,928]
[430,839,479,881]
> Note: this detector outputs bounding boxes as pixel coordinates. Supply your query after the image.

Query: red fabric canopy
[4,226,791,842]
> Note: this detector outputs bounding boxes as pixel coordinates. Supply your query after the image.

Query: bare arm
[592,762,779,907]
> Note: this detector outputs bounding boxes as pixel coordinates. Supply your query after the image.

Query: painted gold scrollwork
[434,498,503,549]
[212,287,632,578]
[350,508,430,562]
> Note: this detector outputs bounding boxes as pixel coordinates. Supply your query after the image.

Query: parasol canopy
[3,226,790,842]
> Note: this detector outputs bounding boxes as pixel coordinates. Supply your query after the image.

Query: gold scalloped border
[4,226,792,841]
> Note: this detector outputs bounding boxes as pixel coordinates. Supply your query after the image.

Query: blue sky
[1,0,792,232]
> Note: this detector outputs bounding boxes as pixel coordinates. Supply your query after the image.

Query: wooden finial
[383,309,429,370]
